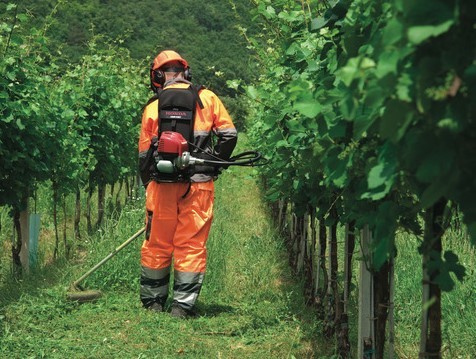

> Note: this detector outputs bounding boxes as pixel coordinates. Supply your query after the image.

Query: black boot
[170,301,196,319]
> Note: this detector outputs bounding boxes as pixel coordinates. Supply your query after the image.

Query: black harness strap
[193,85,205,109]
[140,83,206,183]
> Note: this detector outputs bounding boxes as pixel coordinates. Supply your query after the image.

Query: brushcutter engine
[156,131,204,174]
[156,131,268,175]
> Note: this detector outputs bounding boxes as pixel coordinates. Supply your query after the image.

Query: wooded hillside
[3,0,258,97]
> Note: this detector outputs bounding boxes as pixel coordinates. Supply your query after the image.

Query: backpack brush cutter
[66,133,267,303]
[155,131,266,174]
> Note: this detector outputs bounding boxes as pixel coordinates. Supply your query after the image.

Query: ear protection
[150,65,192,92]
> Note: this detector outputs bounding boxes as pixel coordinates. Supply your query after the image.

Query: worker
[138,50,237,318]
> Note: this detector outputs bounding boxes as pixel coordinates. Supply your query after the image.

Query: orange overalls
[138,82,237,310]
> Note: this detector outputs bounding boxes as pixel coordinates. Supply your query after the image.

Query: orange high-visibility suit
[138,81,237,311]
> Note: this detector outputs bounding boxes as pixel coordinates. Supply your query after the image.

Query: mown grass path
[0,159,330,358]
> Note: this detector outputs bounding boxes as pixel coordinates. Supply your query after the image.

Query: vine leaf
[294,94,321,118]
[362,143,397,200]
[407,20,454,44]
[380,100,414,142]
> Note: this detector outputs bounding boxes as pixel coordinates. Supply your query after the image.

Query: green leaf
[407,20,454,44]
[78,109,88,118]
[364,86,387,109]
[368,164,389,190]
[379,100,414,142]
[311,17,327,30]
[339,58,360,86]
[382,18,404,45]
[437,118,459,132]
[419,167,457,209]
[415,148,454,183]
[17,14,29,22]
[311,0,347,30]
[340,92,358,120]
[287,118,305,132]
[276,140,289,149]
[376,51,400,78]
[5,57,16,65]
[266,6,276,15]
[361,57,376,70]
[62,109,75,120]
[16,118,25,130]
[324,147,350,188]
[294,97,321,118]
[371,201,398,269]
[265,190,281,202]
[246,86,258,100]
[396,72,413,102]
[293,179,300,190]
[2,114,14,123]
[362,143,397,200]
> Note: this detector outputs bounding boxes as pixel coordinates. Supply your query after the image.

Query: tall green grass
[1,140,475,358]
[393,229,476,358]
[0,138,330,358]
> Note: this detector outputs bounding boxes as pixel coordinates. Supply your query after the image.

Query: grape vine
[1,5,147,257]
[243,0,475,356]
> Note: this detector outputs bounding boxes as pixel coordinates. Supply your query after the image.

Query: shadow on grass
[195,302,236,317]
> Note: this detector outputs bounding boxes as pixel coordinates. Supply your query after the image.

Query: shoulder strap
[193,84,205,109]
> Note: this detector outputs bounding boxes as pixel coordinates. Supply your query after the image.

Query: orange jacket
[138,82,237,183]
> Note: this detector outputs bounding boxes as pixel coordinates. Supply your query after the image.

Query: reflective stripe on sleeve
[215,127,237,136]
[194,130,210,137]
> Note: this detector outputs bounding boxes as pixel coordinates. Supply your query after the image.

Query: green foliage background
[0,0,257,210]
[1,0,476,355]
[245,0,475,278]
[2,0,258,97]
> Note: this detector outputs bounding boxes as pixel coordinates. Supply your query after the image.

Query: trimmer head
[64,227,146,304]
[66,285,102,303]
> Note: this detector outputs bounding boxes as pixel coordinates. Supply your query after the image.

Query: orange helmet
[150,50,190,92]
[151,50,188,71]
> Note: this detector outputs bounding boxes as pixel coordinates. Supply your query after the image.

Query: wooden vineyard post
[358,225,375,358]
[29,211,41,269]
[338,222,355,358]
[314,221,327,318]
[296,215,306,274]
[324,222,338,338]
